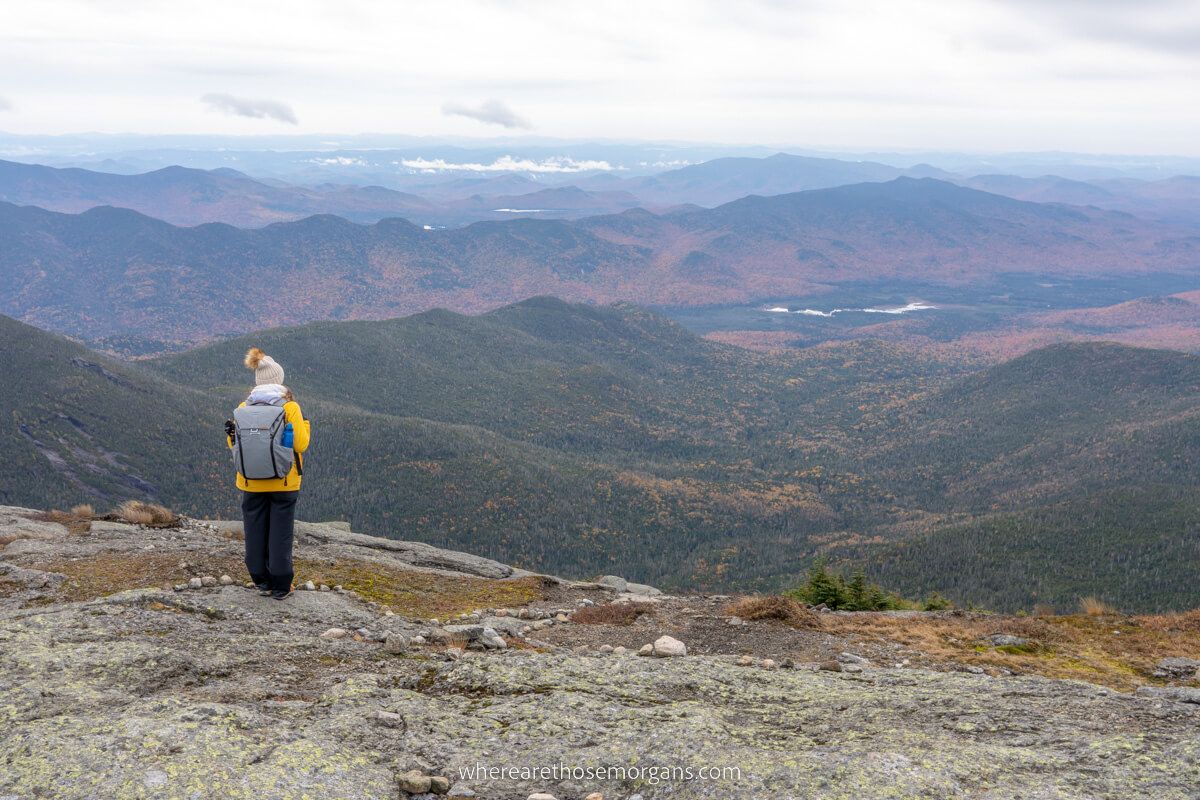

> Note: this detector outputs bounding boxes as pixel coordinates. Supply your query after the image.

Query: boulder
[652,635,687,657]
[1137,686,1200,705]
[384,633,409,654]
[597,575,628,592]
[1152,657,1200,680]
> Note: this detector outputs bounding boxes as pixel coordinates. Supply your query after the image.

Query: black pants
[242,491,298,592]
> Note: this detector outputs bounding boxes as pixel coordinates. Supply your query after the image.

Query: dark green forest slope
[3,300,1199,612]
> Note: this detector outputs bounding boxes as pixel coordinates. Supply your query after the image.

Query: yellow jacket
[228,400,311,492]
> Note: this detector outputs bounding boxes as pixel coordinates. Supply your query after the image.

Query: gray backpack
[232,401,295,481]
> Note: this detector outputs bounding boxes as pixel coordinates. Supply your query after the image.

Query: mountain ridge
[4,299,1200,610]
[5,177,1197,348]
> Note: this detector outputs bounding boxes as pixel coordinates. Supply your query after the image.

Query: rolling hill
[0,159,437,226]
[3,177,1196,350]
[4,298,1200,611]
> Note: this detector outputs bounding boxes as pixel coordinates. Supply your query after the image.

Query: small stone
[187,577,203,589]
[303,581,316,591]
[638,644,654,656]
[598,644,614,654]
[410,635,426,646]
[781,657,796,669]
[652,635,687,657]
[528,794,558,800]
[837,652,870,666]
[173,584,186,592]
[613,646,627,655]
[319,584,331,591]
[334,584,343,591]
[447,788,476,797]
[556,613,570,622]
[218,574,234,585]
[384,633,409,654]
[578,598,595,607]
[842,664,863,674]
[355,627,370,638]
[320,628,349,639]
[761,659,778,670]
[384,609,394,616]
[584,794,604,800]
[737,655,755,666]
[200,575,218,587]
[397,770,432,794]
[966,665,985,675]
[819,660,843,672]
[374,710,405,728]
[428,775,451,794]
[983,634,1030,648]
[727,616,747,626]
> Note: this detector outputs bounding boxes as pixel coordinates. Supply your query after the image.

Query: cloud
[200,93,297,124]
[0,96,11,111]
[988,0,1200,56]
[398,155,614,173]
[441,99,531,129]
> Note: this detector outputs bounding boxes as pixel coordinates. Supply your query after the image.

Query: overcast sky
[2,0,1198,154]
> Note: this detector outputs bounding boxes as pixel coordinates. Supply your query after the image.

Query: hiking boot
[271,586,294,601]
[253,581,271,596]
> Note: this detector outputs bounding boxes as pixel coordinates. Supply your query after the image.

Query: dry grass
[1140,609,1200,634]
[110,500,179,528]
[28,550,547,618]
[30,508,93,535]
[724,595,822,629]
[1080,596,1120,616]
[572,602,656,626]
[293,557,547,619]
[31,552,244,601]
[819,610,1200,690]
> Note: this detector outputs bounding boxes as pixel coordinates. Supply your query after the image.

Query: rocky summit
[2,506,1199,799]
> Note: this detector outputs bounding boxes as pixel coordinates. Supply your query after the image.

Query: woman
[227,348,311,600]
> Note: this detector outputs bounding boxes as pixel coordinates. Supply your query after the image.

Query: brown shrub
[572,602,656,626]
[1080,597,1119,617]
[1141,609,1200,634]
[112,500,179,527]
[724,595,822,629]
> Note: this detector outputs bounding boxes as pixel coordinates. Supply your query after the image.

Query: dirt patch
[533,595,1200,691]
[32,552,247,601]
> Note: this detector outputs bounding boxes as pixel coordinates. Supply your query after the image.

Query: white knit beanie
[243,347,285,386]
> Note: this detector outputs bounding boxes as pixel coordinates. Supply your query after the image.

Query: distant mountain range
[4,297,1200,611]
[4,176,1196,348]
[9,153,1200,231]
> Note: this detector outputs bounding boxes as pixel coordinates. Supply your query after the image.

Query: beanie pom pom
[244,347,266,370]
